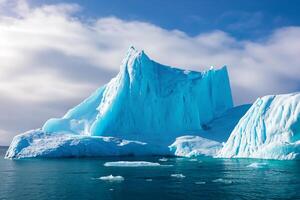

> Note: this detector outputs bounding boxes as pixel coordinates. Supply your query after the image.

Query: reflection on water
[0,147,300,200]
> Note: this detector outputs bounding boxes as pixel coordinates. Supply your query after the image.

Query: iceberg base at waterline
[5,130,167,158]
[5,103,249,159]
[5,130,224,159]
[6,93,300,160]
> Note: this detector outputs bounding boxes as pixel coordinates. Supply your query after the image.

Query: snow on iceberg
[6,46,235,159]
[218,93,300,160]
[169,135,222,157]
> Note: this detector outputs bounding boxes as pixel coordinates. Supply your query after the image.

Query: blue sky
[32,0,300,39]
[0,0,300,144]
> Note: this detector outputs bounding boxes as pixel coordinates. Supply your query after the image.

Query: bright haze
[0,0,300,145]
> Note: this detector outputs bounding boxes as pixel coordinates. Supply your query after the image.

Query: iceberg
[169,135,222,157]
[5,46,236,159]
[42,46,233,141]
[218,93,300,160]
[5,130,160,158]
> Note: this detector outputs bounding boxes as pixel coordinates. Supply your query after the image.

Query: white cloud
[0,129,12,146]
[0,1,299,144]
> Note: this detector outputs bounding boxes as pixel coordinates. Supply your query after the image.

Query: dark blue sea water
[0,147,300,200]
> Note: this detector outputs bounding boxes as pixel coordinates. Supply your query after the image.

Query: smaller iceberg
[169,135,222,157]
[218,93,300,160]
[5,130,156,158]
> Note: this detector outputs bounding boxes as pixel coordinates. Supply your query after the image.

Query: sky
[0,0,300,145]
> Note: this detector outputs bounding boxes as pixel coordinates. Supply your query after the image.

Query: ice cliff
[6,47,238,159]
[218,93,300,160]
[43,47,233,140]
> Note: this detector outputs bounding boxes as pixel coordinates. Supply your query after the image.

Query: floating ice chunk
[169,136,222,157]
[195,181,206,185]
[212,178,233,184]
[171,174,186,178]
[104,161,161,167]
[145,179,153,182]
[247,162,268,168]
[98,175,124,182]
[189,158,198,161]
[158,157,168,162]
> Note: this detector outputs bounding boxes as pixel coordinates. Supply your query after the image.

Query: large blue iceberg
[8,47,299,160]
[43,47,233,139]
[218,93,300,160]
[6,47,244,159]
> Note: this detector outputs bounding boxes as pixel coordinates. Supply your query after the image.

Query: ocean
[0,147,299,200]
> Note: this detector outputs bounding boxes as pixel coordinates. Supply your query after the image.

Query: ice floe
[171,174,186,178]
[98,175,124,182]
[212,178,233,184]
[104,161,162,167]
[247,162,268,168]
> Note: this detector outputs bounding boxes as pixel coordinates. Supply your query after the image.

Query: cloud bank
[0,1,299,145]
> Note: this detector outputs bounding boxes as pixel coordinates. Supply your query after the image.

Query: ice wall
[43,47,233,141]
[218,93,300,160]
